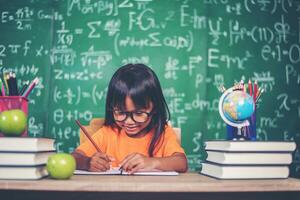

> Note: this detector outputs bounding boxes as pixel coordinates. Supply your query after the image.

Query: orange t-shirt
[76,125,185,167]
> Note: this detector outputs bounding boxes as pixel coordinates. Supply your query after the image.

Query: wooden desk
[1,173,300,200]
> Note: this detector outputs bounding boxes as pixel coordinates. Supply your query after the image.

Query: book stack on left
[201,140,297,179]
[0,137,56,180]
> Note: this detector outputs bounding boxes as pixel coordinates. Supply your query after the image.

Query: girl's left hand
[120,153,158,174]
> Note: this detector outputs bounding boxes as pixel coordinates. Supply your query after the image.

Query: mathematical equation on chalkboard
[0,0,300,173]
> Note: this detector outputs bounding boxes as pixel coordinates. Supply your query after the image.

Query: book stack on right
[201,140,297,179]
[0,137,56,180]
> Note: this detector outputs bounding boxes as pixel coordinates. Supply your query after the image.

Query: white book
[0,137,55,152]
[206,151,293,165]
[0,166,48,180]
[201,162,289,179]
[205,140,296,152]
[74,168,178,176]
[0,151,56,166]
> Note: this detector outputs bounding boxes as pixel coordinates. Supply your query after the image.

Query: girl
[72,64,188,173]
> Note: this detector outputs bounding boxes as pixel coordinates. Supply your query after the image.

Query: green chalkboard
[0,0,300,175]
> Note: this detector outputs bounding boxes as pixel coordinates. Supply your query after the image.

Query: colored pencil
[248,79,252,96]
[240,80,244,90]
[18,81,29,95]
[23,78,39,98]
[3,72,9,94]
[10,72,19,95]
[6,74,13,96]
[0,79,4,96]
[255,88,264,103]
[255,87,261,98]
[219,85,226,93]
[75,120,102,152]
[254,80,258,101]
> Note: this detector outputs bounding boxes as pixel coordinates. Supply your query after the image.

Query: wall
[0,0,299,174]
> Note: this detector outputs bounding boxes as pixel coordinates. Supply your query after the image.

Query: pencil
[6,74,12,96]
[248,79,252,96]
[23,77,39,98]
[255,88,264,103]
[0,79,4,96]
[254,80,258,101]
[3,72,9,94]
[255,87,260,98]
[75,120,102,152]
[19,81,29,95]
[10,72,19,95]
[218,85,226,93]
[240,79,244,90]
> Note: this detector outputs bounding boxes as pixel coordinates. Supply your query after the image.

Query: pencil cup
[0,96,28,137]
[248,112,256,141]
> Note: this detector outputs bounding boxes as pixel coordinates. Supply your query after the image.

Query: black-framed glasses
[113,110,153,123]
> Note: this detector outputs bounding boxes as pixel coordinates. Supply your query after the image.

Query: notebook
[74,168,178,176]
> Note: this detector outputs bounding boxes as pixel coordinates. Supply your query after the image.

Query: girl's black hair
[104,63,170,156]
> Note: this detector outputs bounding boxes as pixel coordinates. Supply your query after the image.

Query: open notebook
[74,167,178,176]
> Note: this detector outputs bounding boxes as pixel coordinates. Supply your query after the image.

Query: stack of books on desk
[0,137,56,180]
[201,140,297,179]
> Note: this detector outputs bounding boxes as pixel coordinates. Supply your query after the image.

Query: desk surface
[1,173,300,192]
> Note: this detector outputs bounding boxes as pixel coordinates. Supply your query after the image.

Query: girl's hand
[120,153,158,174]
[88,152,115,172]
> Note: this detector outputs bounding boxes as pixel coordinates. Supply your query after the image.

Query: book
[0,137,55,152]
[74,168,178,176]
[0,165,48,180]
[0,151,56,166]
[206,151,293,165]
[201,162,289,179]
[205,140,296,152]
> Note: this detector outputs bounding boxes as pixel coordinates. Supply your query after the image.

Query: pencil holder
[0,96,28,137]
[248,112,256,140]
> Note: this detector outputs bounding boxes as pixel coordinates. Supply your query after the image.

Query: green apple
[47,153,76,179]
[0,109,27,136]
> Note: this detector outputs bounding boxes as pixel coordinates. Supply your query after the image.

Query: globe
[219,87,255,129]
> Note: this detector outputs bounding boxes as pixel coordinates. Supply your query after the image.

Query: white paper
[74,168,178,176]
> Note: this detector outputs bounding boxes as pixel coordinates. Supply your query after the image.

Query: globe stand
[219,87,251,140]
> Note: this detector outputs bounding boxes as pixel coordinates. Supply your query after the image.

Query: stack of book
[0,137,56,180]
[201,140,297,179]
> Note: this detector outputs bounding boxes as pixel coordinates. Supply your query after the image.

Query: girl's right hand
[88,152,115,172]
